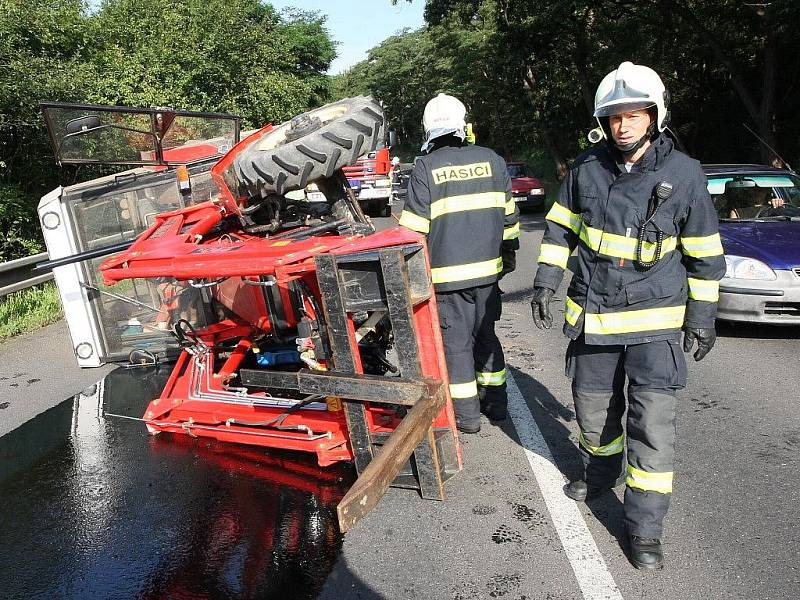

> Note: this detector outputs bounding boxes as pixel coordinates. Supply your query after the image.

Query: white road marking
[506,372,624,600]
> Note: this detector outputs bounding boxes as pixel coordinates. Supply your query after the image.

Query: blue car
[703,164,800,324]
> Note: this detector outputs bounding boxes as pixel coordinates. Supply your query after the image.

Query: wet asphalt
[0,206,798,599]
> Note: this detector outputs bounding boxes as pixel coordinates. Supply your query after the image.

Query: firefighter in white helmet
[400,93,520,433]
[530,62,725,569]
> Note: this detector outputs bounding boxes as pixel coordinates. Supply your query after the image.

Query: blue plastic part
[255,346,301,367]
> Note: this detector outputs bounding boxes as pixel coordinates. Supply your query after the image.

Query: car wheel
[233,96,385,196]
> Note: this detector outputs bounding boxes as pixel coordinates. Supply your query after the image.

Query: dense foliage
[338,0,800,180]
[0,0,335,261]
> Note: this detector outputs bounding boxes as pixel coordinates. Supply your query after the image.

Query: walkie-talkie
[636,181,674,269]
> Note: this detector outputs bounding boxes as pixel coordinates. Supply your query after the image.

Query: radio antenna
[743,123,794,173]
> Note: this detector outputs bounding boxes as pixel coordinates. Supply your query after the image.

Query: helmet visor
[594,78,654,117]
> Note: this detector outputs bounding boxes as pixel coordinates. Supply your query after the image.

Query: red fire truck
[342,146,394,217]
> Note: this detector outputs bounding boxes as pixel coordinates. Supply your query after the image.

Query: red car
[508,162,546,211]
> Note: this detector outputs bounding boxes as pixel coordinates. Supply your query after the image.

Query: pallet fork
[239,244,461,531]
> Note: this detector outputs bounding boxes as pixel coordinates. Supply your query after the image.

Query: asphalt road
[325,205,800,599]
[1,204,798,599]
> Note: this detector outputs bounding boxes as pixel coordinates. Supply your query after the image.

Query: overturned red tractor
[40,97,461,531]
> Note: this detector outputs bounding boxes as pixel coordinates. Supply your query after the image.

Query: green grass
[0,283,63,343]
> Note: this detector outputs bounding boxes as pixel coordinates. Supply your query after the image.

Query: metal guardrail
[0,252,53,298]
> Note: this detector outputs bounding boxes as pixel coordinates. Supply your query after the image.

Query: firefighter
[530,62,725,569]
[399,93,520,434]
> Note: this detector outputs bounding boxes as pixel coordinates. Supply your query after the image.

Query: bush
[0,185,44,262]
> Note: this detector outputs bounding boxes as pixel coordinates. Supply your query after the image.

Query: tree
[0,0,337,260]
[88,0,335,128]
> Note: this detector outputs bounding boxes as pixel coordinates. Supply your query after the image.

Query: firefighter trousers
[566,335,687,538]
[437,283,507,430]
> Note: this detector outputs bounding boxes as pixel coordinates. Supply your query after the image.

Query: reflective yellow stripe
[687,277,720,302]
[449,380,478,399]
[505,198,515,216]
[399,210,430,233]
[546,202,582,234]
[578,223,603,250]
[579,432,624,457]
[584,305,685,335]
[680,233,724,258]
[503,222,520,240]
[565,296,583,326]
[476,369,506,386]
[580,223,677,262]
[431,256,503,284]
[429,192,506,219]
[537,243,569,268]
[626,464,673,494]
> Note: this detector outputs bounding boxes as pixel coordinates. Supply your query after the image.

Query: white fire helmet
[421,93,467,152]
[592,62,668,141]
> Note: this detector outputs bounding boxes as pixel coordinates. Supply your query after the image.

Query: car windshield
[707,174,800,220]
[507,164,535,178]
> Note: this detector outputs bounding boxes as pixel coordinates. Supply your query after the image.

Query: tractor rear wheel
[234,96,385,196]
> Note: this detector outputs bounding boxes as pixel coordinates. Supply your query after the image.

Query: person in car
[727,187,785,219]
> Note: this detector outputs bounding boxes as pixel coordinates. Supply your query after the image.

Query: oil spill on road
[0,366,354,599]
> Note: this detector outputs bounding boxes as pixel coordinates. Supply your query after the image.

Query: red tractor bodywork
[48,98,460,531]
[100,202,458,470]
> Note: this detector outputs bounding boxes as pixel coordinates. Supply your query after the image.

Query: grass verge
[0,283,63,343]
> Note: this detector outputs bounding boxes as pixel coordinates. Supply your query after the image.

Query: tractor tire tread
[233,96,384,195]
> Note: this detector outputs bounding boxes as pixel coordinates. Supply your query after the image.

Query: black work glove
[530,287,554,329]
[682,326,716,361]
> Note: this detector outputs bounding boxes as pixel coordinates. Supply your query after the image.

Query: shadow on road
[495,366,627,548]
[716,320,800,339]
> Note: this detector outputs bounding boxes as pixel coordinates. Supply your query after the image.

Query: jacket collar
[604,134,673,173]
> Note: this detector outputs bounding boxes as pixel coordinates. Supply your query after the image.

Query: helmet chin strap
[612,121,659,155]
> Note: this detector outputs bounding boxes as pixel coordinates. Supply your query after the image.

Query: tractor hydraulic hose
[296,278,331,361]
[271,217,348,241]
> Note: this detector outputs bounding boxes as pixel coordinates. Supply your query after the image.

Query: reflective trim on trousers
[626,464,673,494]
[476,368,506,386]
[449,380,478,399]
[579,432,625,456]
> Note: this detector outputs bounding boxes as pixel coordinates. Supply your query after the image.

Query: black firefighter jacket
[399,143,520,292]
[534,135,726,345]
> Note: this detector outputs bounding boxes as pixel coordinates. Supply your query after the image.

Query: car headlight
[724,255,777,280]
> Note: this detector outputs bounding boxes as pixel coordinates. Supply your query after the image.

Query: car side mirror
[65,115,101,135]
[387,130,398,148]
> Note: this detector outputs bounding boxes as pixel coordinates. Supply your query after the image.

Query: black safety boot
[479,387,508,422]
[480,401,507,422]
[629,535,664,570]
[563,474,626,502]
[456,420,481,434]
[455,398,482,434]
